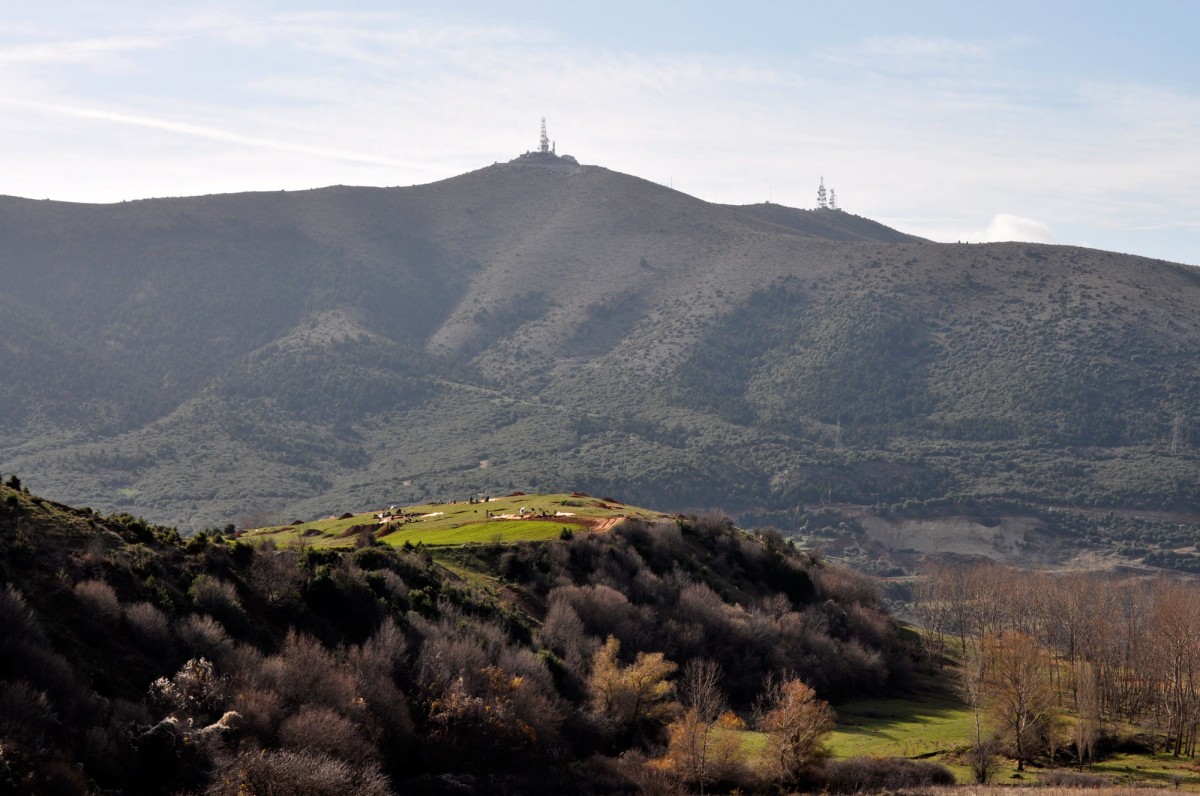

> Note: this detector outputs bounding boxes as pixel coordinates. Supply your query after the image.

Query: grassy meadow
[244,492,670,549]
[814,692,1200,789]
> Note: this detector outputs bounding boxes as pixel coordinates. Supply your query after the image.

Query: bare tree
[984,632,1056,771]
[1073,659,1101,769]
[672,659,725,795]
[756,675,834,785]
[959,639,999,783]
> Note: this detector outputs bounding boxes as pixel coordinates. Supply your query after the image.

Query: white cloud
[981,214,1055,244]
[854,34,1028,60]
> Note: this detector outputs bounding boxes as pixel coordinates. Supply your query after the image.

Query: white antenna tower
[829,188,838,210]
[817,177,828,210]
[539,118,550,154]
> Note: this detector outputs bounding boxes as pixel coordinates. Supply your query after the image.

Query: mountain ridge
[2,156,1200,573]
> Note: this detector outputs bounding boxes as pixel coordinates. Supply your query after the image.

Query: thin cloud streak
[0,98,442,171]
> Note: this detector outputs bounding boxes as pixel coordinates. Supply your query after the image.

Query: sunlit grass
[242,492,667,549]
[380,519,580,547]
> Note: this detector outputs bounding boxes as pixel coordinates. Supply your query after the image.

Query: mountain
[3,153,1200,567]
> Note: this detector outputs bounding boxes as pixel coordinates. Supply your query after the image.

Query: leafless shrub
[74,579,121,623]
[550,583,648,647]
[1040,769,1112,788]
[377,570,408,600]
[677,582,744,640]
[148,657,228,722]
[0,585,42,641]
[188,575,243,619]
[177,614,234,661]
[248,543,303,608]
[541,597,599,675]
[417,633,490,695]
[206,748,393,796]
[279,706,371,765]
[355,672,415,742]
[811,565,879,607]
[816,756,955,793]
[124,601,171,645]
[0,680,53,748]
[262,630,356,710]
[232,687,284,743]
[353,617,408,681]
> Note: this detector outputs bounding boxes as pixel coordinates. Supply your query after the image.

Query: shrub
[1040,769,1111,788]
[231,687,284,743]
[177,614,236,667]
[352,545,398,572]
[0,585,40,640]
[148,657,227,722]
[816,756,956,793]
[263,630,356,709]
[279,706,370,765]
[74,579,121,623]
[124,601,171,644]
[187,575,243,620]
[205,749,393,796]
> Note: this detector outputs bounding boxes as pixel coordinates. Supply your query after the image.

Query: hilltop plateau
[3,153,1200,570]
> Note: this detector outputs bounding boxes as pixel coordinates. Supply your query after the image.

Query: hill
[3,153,1200,569]
[0,480,905,794]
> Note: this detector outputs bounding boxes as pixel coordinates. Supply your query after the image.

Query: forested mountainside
[3,154,1200,568]
[0,481,905,795]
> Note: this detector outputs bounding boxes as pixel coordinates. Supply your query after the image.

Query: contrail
[0,97,440,172]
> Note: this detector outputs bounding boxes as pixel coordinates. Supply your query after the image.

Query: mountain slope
[2,155,1200,555]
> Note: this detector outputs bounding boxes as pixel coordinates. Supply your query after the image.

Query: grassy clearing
[380,519,579,547]
[941,788,1182,796]
[242,492,668,549]
[1088,752,1200,789]
[733,672,1200,791]
[828,694,976,760]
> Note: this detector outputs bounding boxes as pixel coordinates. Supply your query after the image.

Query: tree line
[917,561,1200,779]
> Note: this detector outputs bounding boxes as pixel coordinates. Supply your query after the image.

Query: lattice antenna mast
[817,177,828,209]
[829,188,838,211]
[539,118,550,154]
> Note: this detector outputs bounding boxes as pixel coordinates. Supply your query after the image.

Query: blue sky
[2,1,1197,264]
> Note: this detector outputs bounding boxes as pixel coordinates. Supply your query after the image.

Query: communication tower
[539,118,550,154]
[817,177,828,210]
[829,188,838,211]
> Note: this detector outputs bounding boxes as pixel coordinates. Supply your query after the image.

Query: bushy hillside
[0,481,905,795]
[3,156,1200,559]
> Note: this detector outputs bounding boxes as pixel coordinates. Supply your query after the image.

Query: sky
[1,1,1197,265]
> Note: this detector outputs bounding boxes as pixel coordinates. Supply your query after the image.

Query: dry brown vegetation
[0,482,911,795]
[919,561,1200,776]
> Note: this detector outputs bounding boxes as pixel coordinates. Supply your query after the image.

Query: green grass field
[380,518,579,546]
[816,691,1200,789]
[828,694,977,760]
[243,492,668,549]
